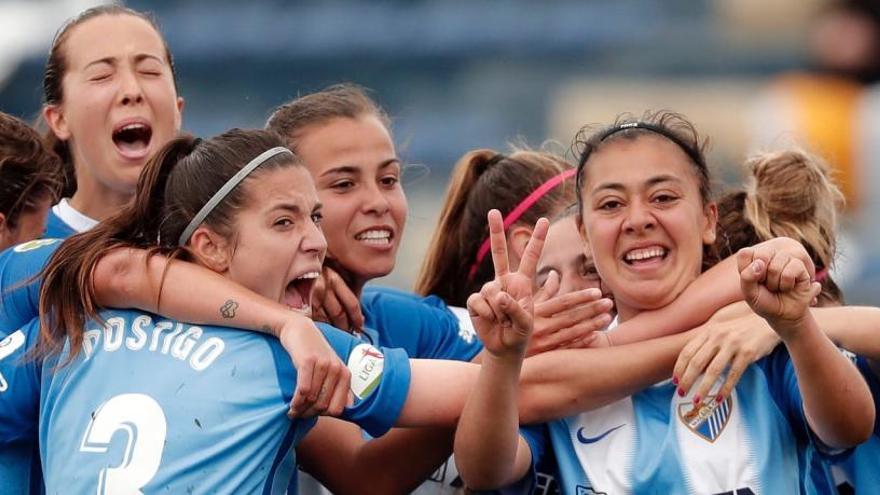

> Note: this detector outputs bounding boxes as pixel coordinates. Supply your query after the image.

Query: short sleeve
[0,239,62,335]
[491,424,548,495]
[317,323,412,438]
[361,286,483,361]
[0,320,42,446]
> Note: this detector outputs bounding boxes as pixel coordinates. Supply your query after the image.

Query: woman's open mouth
[283,271,320,314]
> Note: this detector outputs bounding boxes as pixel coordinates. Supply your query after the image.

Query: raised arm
[454,210,544,489]
[738,246,874,448]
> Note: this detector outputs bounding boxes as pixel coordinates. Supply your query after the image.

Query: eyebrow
[321,158,401,178]
[84,54,165,71]
[269,202,304,215]
[592,174,682,194]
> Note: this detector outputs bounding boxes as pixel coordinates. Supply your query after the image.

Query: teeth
[355,229,391,243]
[119,124,146,132]
[296,272,320,280]
[625,247,666,261]
[287,304,312,314]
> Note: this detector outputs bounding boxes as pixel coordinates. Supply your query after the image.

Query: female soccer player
[454,112,875,494]
[0,112,62,251]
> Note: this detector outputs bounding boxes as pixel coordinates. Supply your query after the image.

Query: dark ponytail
[37,136,198,362]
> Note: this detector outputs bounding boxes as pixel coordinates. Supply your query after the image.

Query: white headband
[178,146,293,246]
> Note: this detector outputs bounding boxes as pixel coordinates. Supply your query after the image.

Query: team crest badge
[678,395,733,442]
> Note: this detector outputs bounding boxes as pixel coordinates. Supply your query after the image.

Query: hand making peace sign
[467,209,549,359]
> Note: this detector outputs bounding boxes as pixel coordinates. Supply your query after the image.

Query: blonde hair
[716,148,845,304]
[742,148,844,271]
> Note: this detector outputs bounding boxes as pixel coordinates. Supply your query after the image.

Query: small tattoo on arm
[220,299,239,319]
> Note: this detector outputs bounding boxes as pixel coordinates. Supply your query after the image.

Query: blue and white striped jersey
[529,344,838,495]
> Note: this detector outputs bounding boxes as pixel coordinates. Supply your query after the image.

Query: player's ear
[187,226,231,273]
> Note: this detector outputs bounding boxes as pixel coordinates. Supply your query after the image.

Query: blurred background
[2,0,880,303]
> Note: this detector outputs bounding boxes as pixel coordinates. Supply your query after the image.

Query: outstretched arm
[738,246,874,448]
[610,237,813,346]
[296,419,455,495]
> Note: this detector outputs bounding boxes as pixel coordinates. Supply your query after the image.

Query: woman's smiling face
[580,135,717,321]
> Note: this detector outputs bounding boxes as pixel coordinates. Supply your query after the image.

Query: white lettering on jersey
[82,316,225,371]
[189,338,225,371]
[127,316,151,351]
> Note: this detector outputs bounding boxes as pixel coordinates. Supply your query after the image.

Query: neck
[326,259,366,298]
[69,176,132,222]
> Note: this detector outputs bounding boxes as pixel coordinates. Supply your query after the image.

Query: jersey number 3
[80,393,168,494]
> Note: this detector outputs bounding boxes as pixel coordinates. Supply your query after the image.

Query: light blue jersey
[0,310,411,494]
[834,356,880,493]
[528,345,838,495]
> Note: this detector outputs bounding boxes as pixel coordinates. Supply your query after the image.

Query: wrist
[769,312,819,343]
[279,315,319,349]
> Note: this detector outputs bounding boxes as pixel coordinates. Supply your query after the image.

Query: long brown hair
[42,5,177,196]
[414,147,574,306]
[716,148,845,304]
[0,112,62,230]
[38,129,298,363]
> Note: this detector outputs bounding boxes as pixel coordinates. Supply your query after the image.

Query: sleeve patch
[347,343,385,399]
[0,330,25,361]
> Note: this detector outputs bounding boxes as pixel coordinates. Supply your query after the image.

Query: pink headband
[467,168,576,280]
[815,267,829,283]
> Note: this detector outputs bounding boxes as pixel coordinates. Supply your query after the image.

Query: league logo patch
[13,238,60,252]
[678,395,733,442]
[347,343,385,400]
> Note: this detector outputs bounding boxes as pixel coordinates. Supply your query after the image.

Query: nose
[360,183,391,216]
[622,200,654,234]
[302,218,328,258]
[118,68,144,106]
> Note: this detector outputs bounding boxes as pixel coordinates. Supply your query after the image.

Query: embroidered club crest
[678,395,733,442]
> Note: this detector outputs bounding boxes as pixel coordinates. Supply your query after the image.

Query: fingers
[321,285,351,331]
[535,296,613,335]
[529,314,611,355]
[495,292,532,336]
[327,269,364,330]
[516,217,549,280]
[715,353,750,402]
[487,209,510,277]
[323,365,352,417]
[535,270,560,304]
[535,288,603,318]
[290,356,315,417]
[691,345,734,405]
[467,292,496,324]
[673,330,706,390]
